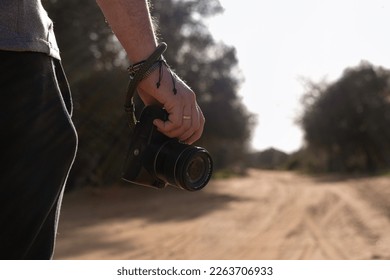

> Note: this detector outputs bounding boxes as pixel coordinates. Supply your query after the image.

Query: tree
[43,0,254,187]
[299,62,390,173]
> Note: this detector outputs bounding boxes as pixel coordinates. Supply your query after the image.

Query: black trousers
[0,51,78,259]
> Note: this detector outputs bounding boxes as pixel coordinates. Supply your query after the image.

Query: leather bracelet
[128,59,167,81]
[124,43,168,127]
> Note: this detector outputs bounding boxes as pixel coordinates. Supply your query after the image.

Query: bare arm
[96,0,204,144]
[95,0,157,62]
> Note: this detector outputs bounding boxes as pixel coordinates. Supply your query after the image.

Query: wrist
[125,42,181,111]
[126,43,178,99]
[138,63,175,102]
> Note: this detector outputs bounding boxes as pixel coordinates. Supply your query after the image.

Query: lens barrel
[154,141,212,191]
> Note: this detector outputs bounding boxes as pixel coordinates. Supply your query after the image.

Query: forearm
[96,0,157,62]
[96,0,205,144]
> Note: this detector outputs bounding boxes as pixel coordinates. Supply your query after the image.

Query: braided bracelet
[127,54,177,95]
[127,59,164,81]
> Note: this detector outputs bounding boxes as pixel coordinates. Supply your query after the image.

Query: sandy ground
[54,169,390,260]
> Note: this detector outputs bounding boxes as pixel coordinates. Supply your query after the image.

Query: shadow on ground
[56,182,250,259]
[60,183,248,226]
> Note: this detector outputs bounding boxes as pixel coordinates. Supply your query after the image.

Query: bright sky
[206,0,390,153]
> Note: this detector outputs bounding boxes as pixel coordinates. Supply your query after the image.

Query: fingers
[183,106,205,144]
[138,64,205,144]
[154,106,205,144]
[153,99,205,144]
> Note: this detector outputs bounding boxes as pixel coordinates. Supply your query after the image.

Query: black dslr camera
[122,105,212,191]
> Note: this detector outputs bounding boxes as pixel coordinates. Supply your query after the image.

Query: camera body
[122,105,212,191]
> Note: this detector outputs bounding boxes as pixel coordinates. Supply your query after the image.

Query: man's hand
[137,65,205,145]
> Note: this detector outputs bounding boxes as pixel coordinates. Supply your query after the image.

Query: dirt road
[55,170,390,260]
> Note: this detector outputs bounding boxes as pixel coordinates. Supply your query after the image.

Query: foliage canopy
[299,62,390,173]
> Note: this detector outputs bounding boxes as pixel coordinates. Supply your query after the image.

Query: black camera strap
[124,42,168,128]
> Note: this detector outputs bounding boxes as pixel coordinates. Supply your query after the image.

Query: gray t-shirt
[0,0,60,60]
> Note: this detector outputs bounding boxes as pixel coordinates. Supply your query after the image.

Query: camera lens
[180,151,212,190]
[187,156,206,183]
[154,141,212,191]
